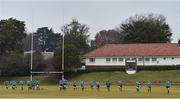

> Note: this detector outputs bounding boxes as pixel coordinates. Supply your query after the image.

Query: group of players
[3,80,172,94]
[3,80,40,90]
[59,80,172,94]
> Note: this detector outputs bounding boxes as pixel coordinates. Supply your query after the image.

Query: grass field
[1,70,180,85]
[1,70,180,98]
[69,70,180,83]
[0,85,180,98]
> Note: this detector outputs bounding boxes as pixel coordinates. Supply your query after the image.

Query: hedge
[137,65,180,71]
[84,65,180,72]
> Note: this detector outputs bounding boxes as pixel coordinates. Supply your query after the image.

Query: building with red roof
[84,43,180,70]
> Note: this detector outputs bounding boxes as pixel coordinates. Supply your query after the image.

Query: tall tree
[62,19,90,54]
[53,44,81,71]
[91,29,122,48]
[118,13,172,43]
[36,27,62,52]
[0,18,26,55]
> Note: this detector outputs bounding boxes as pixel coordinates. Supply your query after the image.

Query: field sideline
[0,85,180,98]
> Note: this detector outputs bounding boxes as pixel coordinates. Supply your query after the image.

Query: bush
[84,65,180,72]
[0,53,30,76]
[137,65,180,71]
[0,52,45,76]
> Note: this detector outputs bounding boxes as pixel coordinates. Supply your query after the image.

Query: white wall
[85,57,125,66]
[24,51,54,60]
[85,56,180,66]
[41,52,54,60]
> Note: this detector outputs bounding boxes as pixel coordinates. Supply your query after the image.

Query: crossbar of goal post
[30,71,64,82]
[31,71,63,74]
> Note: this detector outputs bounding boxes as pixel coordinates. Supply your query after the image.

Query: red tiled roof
[84,43,180,57]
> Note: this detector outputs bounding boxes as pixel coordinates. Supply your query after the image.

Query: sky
[0,0,180,42]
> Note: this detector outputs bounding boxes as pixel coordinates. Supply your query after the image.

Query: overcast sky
[0,0,179,42]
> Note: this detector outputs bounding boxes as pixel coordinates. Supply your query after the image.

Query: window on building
[138,58,143,61]
[172,57,174,60]
[125,58,130,61]
[112,58,117,62]
[152,58,157,61]
[89,58,95,62]
[164,57,166,60]
[119,58,124,62]
[106,58,111,62]
[132,58,136,60]
[145,58,150,61]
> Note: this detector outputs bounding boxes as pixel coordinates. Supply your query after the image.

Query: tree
[23,33,41,52]
[91,29,122,48]
[0,18,26,55]
[118,13,172,43]
[62,19,90,54]
[36,27,62,52]
[53,44,81,71]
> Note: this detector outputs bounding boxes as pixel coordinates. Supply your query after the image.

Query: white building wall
[85,57,125,66]
[85,56,180,66]
[156,57,180,66]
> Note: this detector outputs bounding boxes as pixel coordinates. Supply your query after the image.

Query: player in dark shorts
[106,80,111,92]
[135,80,141,92]
[19,80,25,90]
[4,81,9,90]
[117,80,123,91]
[95,81,100,91]
[89,80,94,90]
[147,81,152,93]
[59,80,63,91]
[28,80,34,90]
[35,80,40,90]
[62,79,67,90]
[165,80,171,94]
[10,80,17,90]
[80,80,85,91]
[72,80,77,91]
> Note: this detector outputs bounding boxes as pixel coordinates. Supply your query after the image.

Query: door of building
[125,60,137,74]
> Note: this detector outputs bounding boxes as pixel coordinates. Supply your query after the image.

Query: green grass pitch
[0,85,180,98]
[1,70,180,98]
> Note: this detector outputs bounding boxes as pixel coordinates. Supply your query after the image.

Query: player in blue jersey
[80,80,85,91]
[72,80,77,91]
[165,80,171,94]
[89,80,94,90]
[28,80,34,90]
[59,80,63,91]
[10,80,17,90]
[4,81,9,90]
[19,80,25,90]
[146,81,152,93]
[95,81,100,91]
[135,80,141,92]
[35,80,40,90]
[63,79,67,90]
[105,80,111,92]
[117,80,123,91]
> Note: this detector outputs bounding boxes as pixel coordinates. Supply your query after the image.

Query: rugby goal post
[30,31,64,81]
[30,9,65,81]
